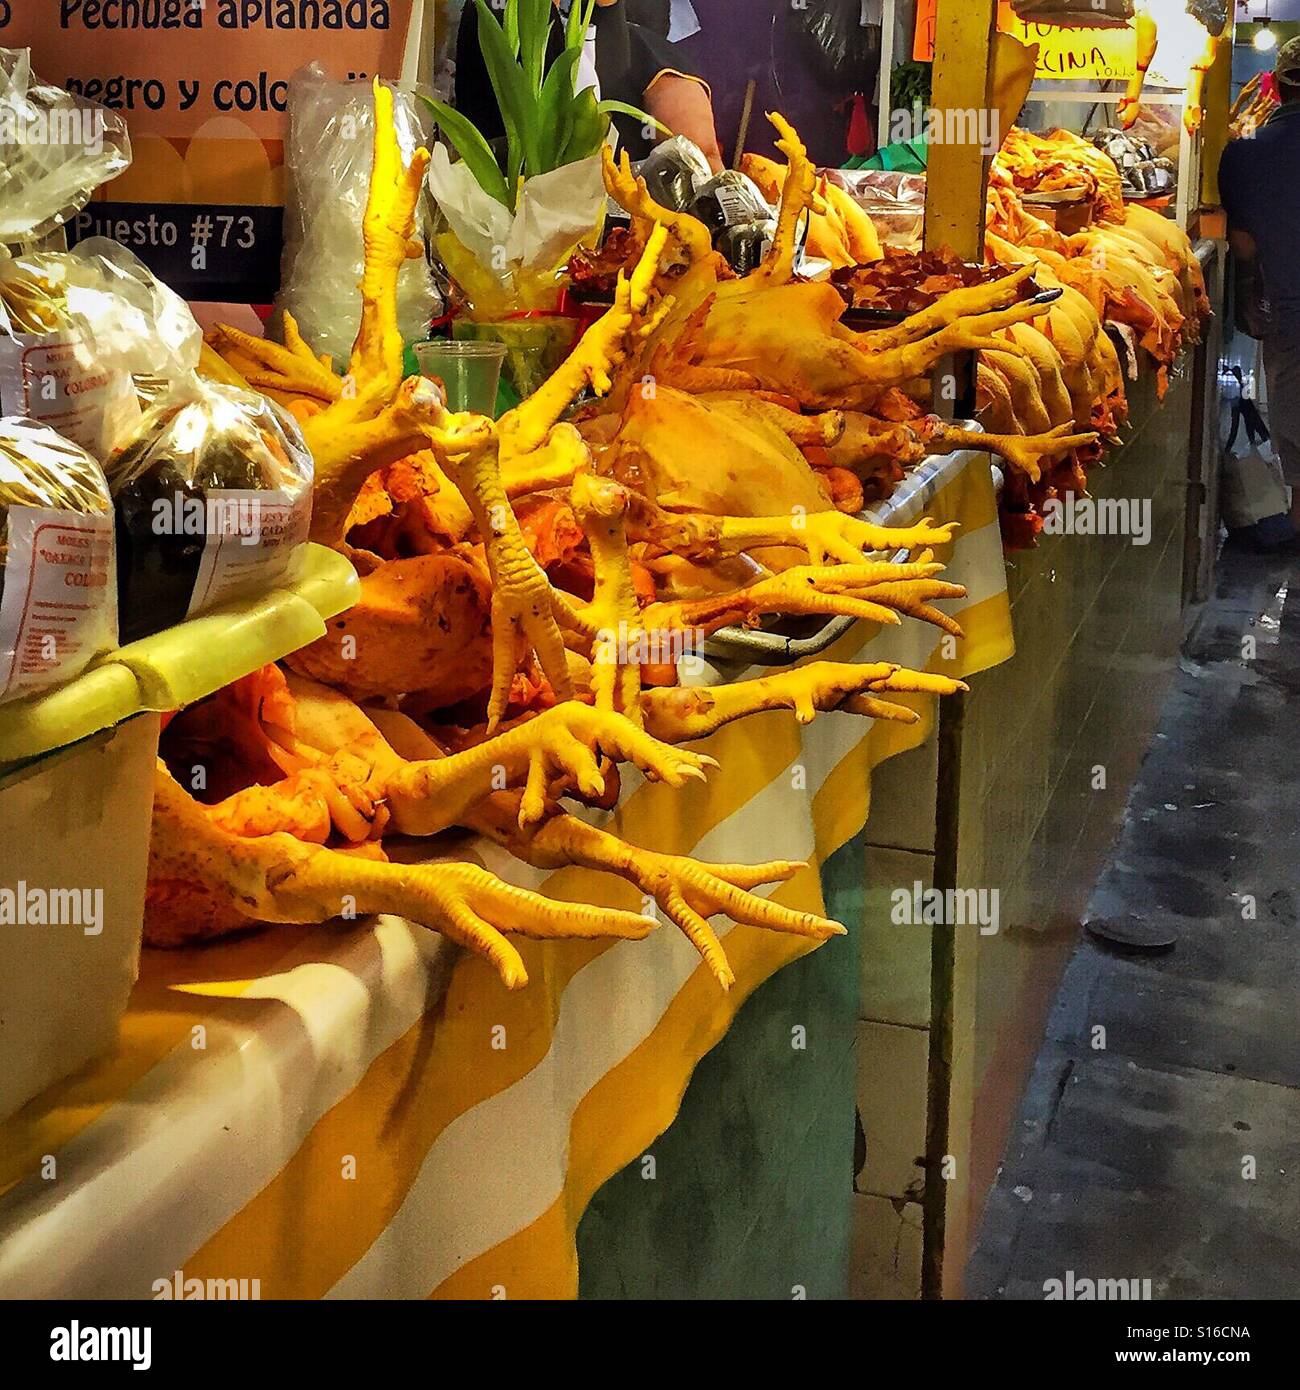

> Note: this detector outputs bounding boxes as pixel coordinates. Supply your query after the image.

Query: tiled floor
[967,542,1300,1300]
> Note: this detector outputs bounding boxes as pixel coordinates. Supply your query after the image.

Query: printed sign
[185,487,312,617]
[0,1,418,299]
[914,0,1139,82]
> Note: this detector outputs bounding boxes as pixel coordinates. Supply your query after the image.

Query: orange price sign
[913,0,1137,83]
[0,1,419,299]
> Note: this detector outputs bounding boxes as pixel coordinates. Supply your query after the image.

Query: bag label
[184,488,312,618]
[0,327,122,456]
[0,505,118,703]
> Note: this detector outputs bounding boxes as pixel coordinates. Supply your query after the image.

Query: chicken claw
[647,564,967,638]
[383,702,716,834]
[640,661,968,743]
[635,501,958,565]
[924,420,1100,484]
[147,766,653,990]
[510,812,842,989]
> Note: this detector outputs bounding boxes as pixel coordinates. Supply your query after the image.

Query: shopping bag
[1221,444,1290,531]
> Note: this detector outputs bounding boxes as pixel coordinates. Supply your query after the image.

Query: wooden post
[1199,27,1236,213]
[923,0,999,260]
[921,0,999,1301]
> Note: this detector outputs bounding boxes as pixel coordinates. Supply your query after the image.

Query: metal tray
[703,439,993,667]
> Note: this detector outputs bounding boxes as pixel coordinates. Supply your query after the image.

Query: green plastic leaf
[518,0,552,95]
[598,99,672,139]
[421,95,511,207]
[536,48,583,172]
[474,0,538,196]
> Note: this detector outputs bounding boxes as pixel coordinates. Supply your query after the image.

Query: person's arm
[645,71,724,171]
[1218,142,1257,261]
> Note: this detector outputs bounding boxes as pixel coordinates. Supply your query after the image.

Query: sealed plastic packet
[273,64,440,367]
[0,419,116,704]
[0,48,131,246]
[637,135,715,213]
[0,49,143,459]
[0,241,152,458]
[687,169,777,275]
[106,379,315,643]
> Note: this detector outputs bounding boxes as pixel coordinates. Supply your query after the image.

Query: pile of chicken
[154,92,1035,993]
[983,126,1211,544]
[739,150,883,269]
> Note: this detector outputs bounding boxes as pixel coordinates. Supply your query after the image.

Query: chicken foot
[147,764,653,989]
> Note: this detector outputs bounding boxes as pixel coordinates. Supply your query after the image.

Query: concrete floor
[967,543,1300,1300]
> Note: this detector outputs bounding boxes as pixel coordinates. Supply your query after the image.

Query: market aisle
[967,545,1300,1301]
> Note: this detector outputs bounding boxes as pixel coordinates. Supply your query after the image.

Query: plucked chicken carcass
[554,115,1099,536]
[1118,0,1230,135]
[167,86,975,990]
[982,129,1211,543]
[739,151,884,268]
[994,127,1127,225]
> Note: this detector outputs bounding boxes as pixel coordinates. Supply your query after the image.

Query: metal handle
[702,444,990,666]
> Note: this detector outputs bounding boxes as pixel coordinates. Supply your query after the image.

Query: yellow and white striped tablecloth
[0,451,1013,1300]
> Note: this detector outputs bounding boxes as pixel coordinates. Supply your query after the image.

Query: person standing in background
[625,0,671,32]
[455,0,723,169]
[1220,37,1300,546]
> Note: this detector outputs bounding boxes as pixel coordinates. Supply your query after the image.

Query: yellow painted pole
[921,1,999,1302]
[1200,27,1235,210]
[924,0,999,260]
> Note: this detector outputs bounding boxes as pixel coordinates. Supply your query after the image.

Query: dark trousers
[1264,333,1300,488]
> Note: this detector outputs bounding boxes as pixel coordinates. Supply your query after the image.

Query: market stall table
[0,448,1014,1300]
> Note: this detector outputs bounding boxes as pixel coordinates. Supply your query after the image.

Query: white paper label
[0,327,130,458]
[185,488,312,618]
[715,183,759,228]
[0,505,118,703]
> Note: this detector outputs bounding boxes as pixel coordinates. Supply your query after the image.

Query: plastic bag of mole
[104,379,316,645]
[0,418,117,705]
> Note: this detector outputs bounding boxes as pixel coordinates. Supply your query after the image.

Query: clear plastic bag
[688,170,775,237]
[0,238,200,459]
[0,49,131,246]
[637,135,715,213]
[105,379,315,643]
[1091,129,1176,201]
[794,0,882,88]
[0,419,116,703]
[273,64,440,367]
[827,169,927,252]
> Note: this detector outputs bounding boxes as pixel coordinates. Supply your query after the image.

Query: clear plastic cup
[413,339,507,415]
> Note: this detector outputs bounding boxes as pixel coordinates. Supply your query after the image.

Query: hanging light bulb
[1256,24,1278,53]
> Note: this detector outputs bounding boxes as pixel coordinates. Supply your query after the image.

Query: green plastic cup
[453,319,578,401]
[413,339,508,415]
